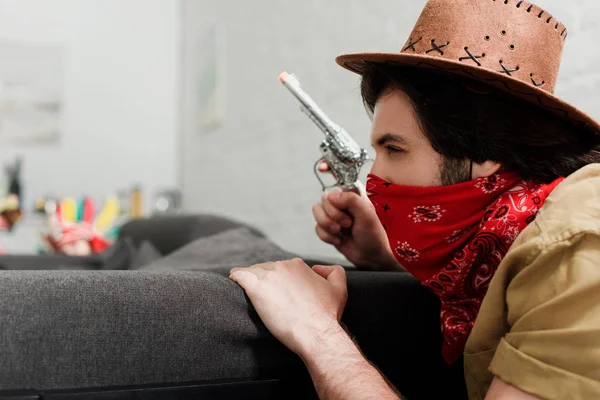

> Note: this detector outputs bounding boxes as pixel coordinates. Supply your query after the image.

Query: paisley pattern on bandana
[409,205,446,223]
[367,173,564,364]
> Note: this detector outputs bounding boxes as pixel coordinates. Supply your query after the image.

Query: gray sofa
[0,215,467,399]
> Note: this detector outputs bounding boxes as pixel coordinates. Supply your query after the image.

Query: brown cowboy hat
[336,0,600,135]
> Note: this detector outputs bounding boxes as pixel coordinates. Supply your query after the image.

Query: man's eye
[385,146,403,155]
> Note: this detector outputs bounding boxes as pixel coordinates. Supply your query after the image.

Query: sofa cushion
[118,215,266,256]
[139,228,297,271]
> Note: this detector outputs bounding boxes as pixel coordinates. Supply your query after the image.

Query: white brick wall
[180,0,600,260]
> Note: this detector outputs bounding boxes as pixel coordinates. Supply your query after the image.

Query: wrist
[360,250,403,272]
[380,252,404,272]
[296,320,351,363]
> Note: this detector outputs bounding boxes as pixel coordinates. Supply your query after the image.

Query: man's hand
[313,163,403,271]
[230,258,402,400]
[229,258,347,357]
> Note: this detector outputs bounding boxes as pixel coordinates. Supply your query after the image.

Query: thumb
[312,265,347,293]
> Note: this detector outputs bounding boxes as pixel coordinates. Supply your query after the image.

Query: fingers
[312,265,347,296]
[318,161,330,172]
[312,201,341,236]
[326,265,346,284]
[229,269,259,291]
[313,193,352,229]
[327,190,374,222]
[230,264,272,280]
[230,263,278,291]
[315,224,341,246]
[230,260,305,281]
[326,265,347,295]
[321,194,353,229]
[312,264,340,279]
[318,161,338,179]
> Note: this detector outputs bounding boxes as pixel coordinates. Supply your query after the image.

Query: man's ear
[471,160,502,179]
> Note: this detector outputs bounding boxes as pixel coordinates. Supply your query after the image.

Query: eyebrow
[375,133,409,147]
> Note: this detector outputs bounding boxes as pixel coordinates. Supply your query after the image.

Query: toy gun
[279,72,370,193]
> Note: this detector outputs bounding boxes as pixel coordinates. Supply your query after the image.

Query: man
[231,0,600,398]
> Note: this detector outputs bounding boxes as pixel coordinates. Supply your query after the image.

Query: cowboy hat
[336,0,600,134]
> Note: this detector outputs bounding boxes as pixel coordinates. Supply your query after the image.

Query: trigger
[314,159,339,191]
[314,159,328,191]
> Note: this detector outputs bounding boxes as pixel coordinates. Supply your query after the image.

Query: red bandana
[367,173,564,363]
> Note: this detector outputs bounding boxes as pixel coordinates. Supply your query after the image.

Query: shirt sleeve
[489,231,600,400]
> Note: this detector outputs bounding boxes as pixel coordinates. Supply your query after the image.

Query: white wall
[181,0,600,260]
[0,0,180,209]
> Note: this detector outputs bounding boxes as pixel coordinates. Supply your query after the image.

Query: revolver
[279,72,371,193]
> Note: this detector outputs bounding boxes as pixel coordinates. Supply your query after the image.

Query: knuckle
[328,224,341,235]
[346,193,359,206]
[291,257,305,266]
[318,217,331,228]
[316,226,337,244]
[316,214,329,225]
[273,261,285,271]
[263,270,276,280]
[316,206,333,222]
[323,202,337,215]
[323,203,341,219]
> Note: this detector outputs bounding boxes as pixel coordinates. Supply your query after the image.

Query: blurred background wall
[0,0,597,258]
[180,0,600,259]
[0,0,180,207]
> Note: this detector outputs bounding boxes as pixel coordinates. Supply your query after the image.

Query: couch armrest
[0,269,464,398]
[0,255,102,271]
[0,269,305,393]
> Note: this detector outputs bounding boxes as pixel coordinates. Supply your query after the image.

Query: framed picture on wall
[0,41,65,144]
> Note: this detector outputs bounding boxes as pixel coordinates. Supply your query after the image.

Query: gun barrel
[279,71,369,168]
[279,72,339,136]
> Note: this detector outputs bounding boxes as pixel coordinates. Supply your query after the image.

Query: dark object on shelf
[5,157,22,202]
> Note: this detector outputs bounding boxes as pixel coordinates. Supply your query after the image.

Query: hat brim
[336,52,600,136]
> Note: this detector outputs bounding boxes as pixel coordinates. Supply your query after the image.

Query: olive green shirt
[464,164,600,399]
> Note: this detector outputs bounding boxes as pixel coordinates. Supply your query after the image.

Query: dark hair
[360,64,600,183]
